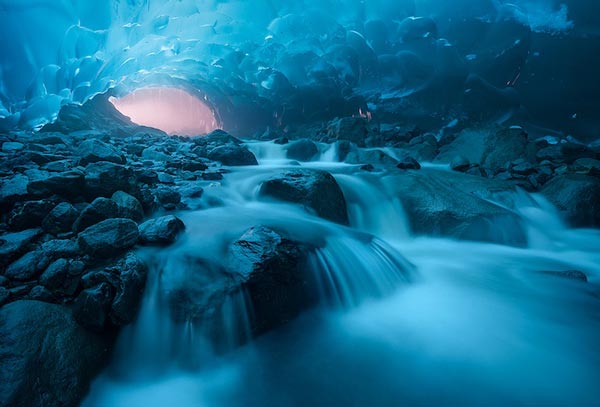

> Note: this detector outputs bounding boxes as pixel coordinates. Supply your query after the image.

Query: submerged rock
[0,300,113,407]
[108,252,148,326]
[259,169,349,225]
[286,138,319,161]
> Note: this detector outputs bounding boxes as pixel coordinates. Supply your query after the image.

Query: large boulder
[111,191,144,221]
[0,300,113,407]
[327,117,369,146]
[168,226,315,337]
[78,218,139,258]
[390,169,527,246]
[77,139,125,166]
[207,145,258,166]
[108,252,148,326]
[436,127,530,170]
[0,228,43,270]
[27,170,85,199]
[84,162,136,198]
[39,259,85,297]
[259,169,349,225]
[8,199,56,231]
[0,174,30,209]
[139,215,185,245]
[42,202,79,235]
[5,250,51,281]
[541,174,600,228]
[286,139,319,161]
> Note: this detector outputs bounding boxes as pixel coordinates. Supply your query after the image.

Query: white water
[83,143,600,406]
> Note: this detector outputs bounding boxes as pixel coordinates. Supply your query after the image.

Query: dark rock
[572,158,600,176]
[111,191,144,221]
[155,187,181,210]
[42,202,79,235]
[179,182,205,198]
[77,139,125,166]
[73,197,119,233]
[72,283,114,332]
[0,288,8,306]
[274,137,289,145]
[108,252,148,326]
[391,169,527,246]
[0,228,43,269]
[84,162,136,198]
[360,164,376,172]
[0,300,113,407]
[202,172,223,181]
[541,174,600,228]
[8,200,56,230]
[27,285,55,302]
[259,169,349,225]
[40,239,80,261]
[78,218,139,258]
[327,117,369,146]
[450,155,470,172]
[536,145,562,162]
[396,156,422,170]
[5,251,51,281]
[27,170,85,199]
[80,270,119,290]
[287,139,319,161]
[0,174,29,208]
[40,259,84,296]
[136,170,159,185]
[207,145,258,166]
[139,215,185,245]
[512,161,536,175]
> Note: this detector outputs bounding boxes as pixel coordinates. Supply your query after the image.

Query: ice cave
[0,1,599,406]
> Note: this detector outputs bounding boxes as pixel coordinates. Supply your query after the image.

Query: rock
[27,170,85,199]
[541,270,588,282]
[259,169,349,225]
[141,146,171,162]
[77,139,125,166]
[287,139,319,161]
[27,285,55,302]
[78,218,139,258]
[136,170,159,185]
[84,162,136,198]
[512,161,536,175]
[42,202,79,235]
[391,169,527,246]
[345,149,398,167]
[396,156,421,170]
[108,252,148,326]
[8,199,56,230]
[111,191,144,221]
[0,300,113,407]
[5,251,51,281]
[0,287,8,306]
[40,259,84,296]
[155,187,181,210]
[168,227,315,337]
[536,145,562,162]
[541,174,600,228]
[436,127,529,170]
[0,228,43,269]
[450,155,470,172]
[327,117,369,146]
[572,158,600,176]
[73,197,119,233]
[207,145,258,166]
[72,283,114,332]
[2,142,25,152]
[0,174,30,208]
[139,215,185,245]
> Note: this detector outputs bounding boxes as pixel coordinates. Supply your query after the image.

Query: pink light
[109,87,220,136]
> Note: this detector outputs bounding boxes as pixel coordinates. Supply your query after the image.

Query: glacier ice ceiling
[1,0,600,140]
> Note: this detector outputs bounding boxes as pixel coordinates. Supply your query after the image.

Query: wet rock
[136,169,159,185]
[0,287,8,306]
[0,300,113,407]
[259,169,349,225]
[450,155,471,172]
[327,117,369,146]
[287,139,318,161]
[512,161,536,176]
[5,250,51,281]
[72,283,114,332]
[139,215,185,245]
[0,174,30,208]
[572,158,600,176]
[42,202,79,235]
[391,169,526,246]
[111,191,144,222]
[541,174,600,228]
[77,139,125,166]
[0,228,43,269]
[27,285,55,302]
[8,199,56,231]
[155,187,181,210]
[2,142,25,152]
[84,162,136,198]
[396,156,422,170]
[207,145,258,166]
[27,170,85,199]
[73,197,119,233]
[78,218,139,258]
[108,252,148,326]
[40,259,84,296]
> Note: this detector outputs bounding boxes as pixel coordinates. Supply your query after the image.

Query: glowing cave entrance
[109,87,220,136]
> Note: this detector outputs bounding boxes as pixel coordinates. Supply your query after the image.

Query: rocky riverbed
[1,99,600,406]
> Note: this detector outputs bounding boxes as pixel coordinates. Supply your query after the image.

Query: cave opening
[108,87,220,136]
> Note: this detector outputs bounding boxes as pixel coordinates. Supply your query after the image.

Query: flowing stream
[84,141,600,406]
